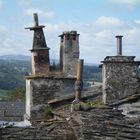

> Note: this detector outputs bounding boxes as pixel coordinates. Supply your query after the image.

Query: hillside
[0,55,31,61]
[0,55,102,98]
[0,59,31,90]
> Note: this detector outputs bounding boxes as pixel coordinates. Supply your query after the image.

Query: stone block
[0,110,4,117]
[4,109,25,117]
[3,117,23,121]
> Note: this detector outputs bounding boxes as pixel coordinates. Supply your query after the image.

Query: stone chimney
[102,35,140,104]
[25,13,50,75]
[59,31,79,77]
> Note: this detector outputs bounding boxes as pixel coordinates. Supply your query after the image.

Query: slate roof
[0,101,25,121]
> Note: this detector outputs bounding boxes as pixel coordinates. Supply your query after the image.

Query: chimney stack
[33,13,39,26]
[25,13,50,75]
[116,35,123,56]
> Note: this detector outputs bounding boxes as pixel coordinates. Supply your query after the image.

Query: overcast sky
[0,0,140,63]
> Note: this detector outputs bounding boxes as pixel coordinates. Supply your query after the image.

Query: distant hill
[85,63,100,66]
[0,55,99,66]
[0,55,31,61]
[0,55,61,66]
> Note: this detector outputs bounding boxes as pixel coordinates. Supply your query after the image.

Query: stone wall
[31,49,50,75]
[25,76,76,120]
[102,56,140,104]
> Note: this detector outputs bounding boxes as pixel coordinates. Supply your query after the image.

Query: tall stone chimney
[59,31,79,77]
[25,13,50,75]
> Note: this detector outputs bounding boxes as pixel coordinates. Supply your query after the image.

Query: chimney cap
[58,30,80,37]
[25,13,45,30]
[116,35,123,38]
[33,13,39,26]
[63,30,78,34]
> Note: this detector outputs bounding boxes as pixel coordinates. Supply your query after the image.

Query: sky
[0,0,140,63]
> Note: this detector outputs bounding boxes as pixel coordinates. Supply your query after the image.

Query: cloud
[24,8,55,20]
[95,16,124,27]
[0,24,31,55]
[0,25,17,55]
[95,30,111,38]
[134,20,140,24]
[45,23,60,32]
[111,0,140,6]
[0,25,8,33]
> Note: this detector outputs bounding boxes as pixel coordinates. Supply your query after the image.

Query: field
[0,89,9,99]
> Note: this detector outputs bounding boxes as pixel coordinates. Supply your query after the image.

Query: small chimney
[74,59,84,102]
[116,35,123,56]
[33,13,39,26]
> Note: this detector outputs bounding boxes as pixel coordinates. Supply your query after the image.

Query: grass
[87,100,105,107]
[44,105,53,119]
[80,100,105,109]
[0,89,9,98]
